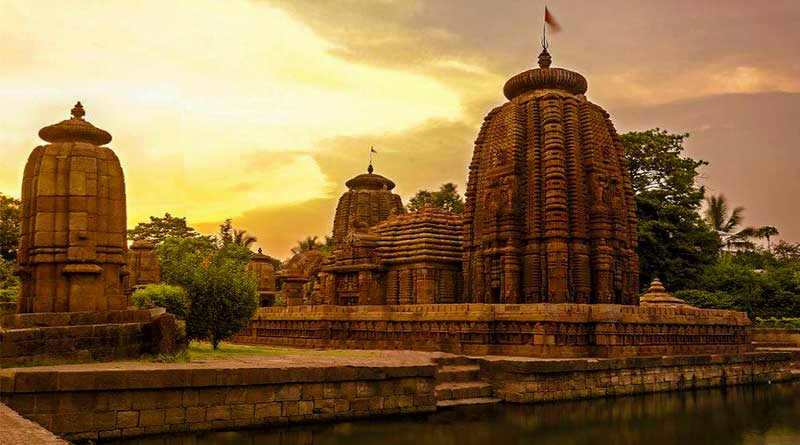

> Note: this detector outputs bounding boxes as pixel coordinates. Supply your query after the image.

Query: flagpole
[542,6,548,49]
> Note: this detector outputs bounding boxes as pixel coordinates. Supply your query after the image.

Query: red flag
[545,7,561,33]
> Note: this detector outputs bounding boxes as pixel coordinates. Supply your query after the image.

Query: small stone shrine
[124,239,161,297]
[248,248,277,306]
[1,103,183,367]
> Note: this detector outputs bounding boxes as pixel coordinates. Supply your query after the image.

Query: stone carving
[16,102,129,313]
[124,240,161,297]
[463,48,639,305]
[280,250,325,306]
[331,165,405,247]
[639,278,693,308]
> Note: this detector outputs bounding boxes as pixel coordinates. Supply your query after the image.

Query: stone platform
[234,303,752,358]
[0,309,182,368]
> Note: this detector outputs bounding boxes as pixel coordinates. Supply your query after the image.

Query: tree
[407,183,465,214]
[704,194,757,251]
[218,219,257,248]
[0,193,21,261]
[156,237,257,349]
[621,129,720,290]
[755,226,779,252]
[0,257,18,302]
[128,213,207,245]
[291,236,321,256]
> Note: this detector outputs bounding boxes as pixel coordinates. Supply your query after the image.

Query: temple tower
[16,102,129,313]
[462,49,639,305]
[331,164,405,246]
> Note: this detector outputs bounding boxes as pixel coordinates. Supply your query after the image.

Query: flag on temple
[371,146,377,153]
[545,7,561,33]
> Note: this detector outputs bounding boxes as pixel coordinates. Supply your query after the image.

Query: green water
[108,382,800,445]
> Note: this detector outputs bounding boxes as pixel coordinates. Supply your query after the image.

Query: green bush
[753,317,800,329]
[0,288,16,302]
[156,238,257,349]
[131,284,189,319]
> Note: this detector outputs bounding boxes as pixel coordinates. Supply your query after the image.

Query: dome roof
[38,102,113,146]
[345,165,396,190]
[503,48,588,100]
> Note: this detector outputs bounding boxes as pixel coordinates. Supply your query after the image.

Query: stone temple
[237,48,754,358]
[463,48,638,305]
[1,103,182,367]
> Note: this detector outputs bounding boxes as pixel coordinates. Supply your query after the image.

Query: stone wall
[482,351,794,403]
[0,362,436,441]
[235,303,753,358]
[0,309,182,367]
[752,328,800,347]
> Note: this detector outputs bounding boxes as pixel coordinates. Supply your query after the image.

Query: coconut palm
[232,229,257,248]
[704,194,756,252]
[291,236,321,255]
[755,226,780,252]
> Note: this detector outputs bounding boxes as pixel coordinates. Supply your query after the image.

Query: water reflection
[108,382,800,445]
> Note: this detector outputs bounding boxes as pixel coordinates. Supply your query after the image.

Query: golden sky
[2,0,799,258]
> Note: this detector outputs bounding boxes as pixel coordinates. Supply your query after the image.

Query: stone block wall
[0,363,436,441]
[0,309,183,367]
[235,303,753,358]
[482,352,794,403]
[752,328,800,346]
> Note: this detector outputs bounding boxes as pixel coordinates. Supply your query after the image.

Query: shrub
[753,317,800,329]
[131,284,189,319]
[156,238,258,349]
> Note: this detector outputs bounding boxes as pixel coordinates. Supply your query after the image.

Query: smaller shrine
[248,248,277,306]
[124,240,161,297]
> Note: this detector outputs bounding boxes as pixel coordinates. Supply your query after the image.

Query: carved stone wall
[463,49,638,305]
[248,248,277,306]
[16,103,128,313]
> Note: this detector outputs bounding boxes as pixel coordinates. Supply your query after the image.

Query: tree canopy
[0,193,21,261]
[128,213,207,245]
[621,129,719,290]
[407,182,465,214]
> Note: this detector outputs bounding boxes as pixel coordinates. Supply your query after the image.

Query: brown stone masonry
[0,361,436,441]
[234,303,753,358]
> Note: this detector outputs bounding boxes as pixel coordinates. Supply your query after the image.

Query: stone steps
[753,341,798,348]
[435,382,494,401]
[436,365,481,383]
[436,397,502,408]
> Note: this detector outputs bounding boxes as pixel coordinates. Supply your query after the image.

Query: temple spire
[71,101,85,120]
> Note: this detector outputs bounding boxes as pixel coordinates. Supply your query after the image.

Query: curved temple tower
[16,102,128,313]
[462,48,639,305]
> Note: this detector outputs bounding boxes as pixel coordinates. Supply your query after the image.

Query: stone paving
[0,402,68,445]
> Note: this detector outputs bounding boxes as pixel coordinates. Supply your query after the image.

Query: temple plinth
[463,48,639,305]
[16,102,129,313]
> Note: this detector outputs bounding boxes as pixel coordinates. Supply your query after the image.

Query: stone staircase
[434,356,500,408]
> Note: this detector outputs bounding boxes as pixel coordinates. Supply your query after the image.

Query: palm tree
[291,236,320,256]
[755,226,779,252]
[704,194,756,252]
[232,229,257,248]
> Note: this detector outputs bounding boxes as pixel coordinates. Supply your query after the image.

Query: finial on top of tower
[368,146,377,174]
[538,48,552,68]
[367,163,374,174]
[71,101,85,120]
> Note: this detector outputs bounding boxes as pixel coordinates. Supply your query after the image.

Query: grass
[185,341,377,361]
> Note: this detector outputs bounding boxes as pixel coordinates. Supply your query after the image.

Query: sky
[1,0,799,258]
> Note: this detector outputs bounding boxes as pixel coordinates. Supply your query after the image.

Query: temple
[1,103,183,366]
[463,48,639,305]
[235,47,755,358]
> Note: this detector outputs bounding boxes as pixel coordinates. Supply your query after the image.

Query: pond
[108,382,800,445]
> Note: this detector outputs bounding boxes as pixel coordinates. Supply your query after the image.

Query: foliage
[407,182,465,214]
[675,251,800,319]
[753,317,800,329]
[218,219,257,248]
[155,237,257,349]
[0,257,18,302]
[128,213,208,245]
[131,283,189,319]
[704,194,758,251]
[0,193,21,261]
[621,129,719,290]
[291,235,332,256]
